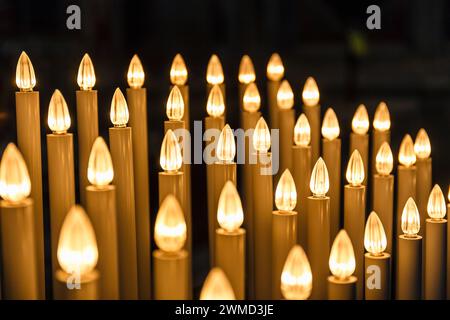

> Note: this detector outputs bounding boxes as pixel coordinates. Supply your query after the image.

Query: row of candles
[0,51,448,300]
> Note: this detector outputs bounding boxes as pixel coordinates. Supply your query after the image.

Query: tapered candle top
[401,197,420,236]
[329,230,356,280]
[48,89,71,134]
[206,85,225,117]
[127,54,145,88]
[160,129,182,172]
[294,114,311,147]
[166,85,185,121]
[351,104,369,135]
[267,53,284,81]
[414,128,431,160]
[275,169,297,211]
[280,245,312,300]
[398,134,416,167]
[364,212,387,255]
[310,157,329,197]
[217,124,236,163]
[154,195,186,253]
[243,82,261,112]
[77,53,96,90]
[238,55,255,84]
[427,184,447,220]
[206,54,224,85]
[277,80,294,110]
[200,268,236,300]
[321,108,340,140]
[0,143,31,203]
[346,150,365,186]
[253,117,271,153]
[88,137,114,187]
[57,205,98,276]
[373,102,390,131]
[16,51,36,91]
[110,88,129,127]
[170,53,188,85]
[302,77,320,107]
[217,181,243,232]
[376,142,393,175]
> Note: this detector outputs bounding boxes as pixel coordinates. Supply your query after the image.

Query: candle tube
[0,143,38,299]
[448,187,450,299]
[321,108,341,242]
[85,137,120,299]
[301,77,321,163]
[15,52,45,298]
[272,169,298,299]
[266,53,284,129]
[327,230,357,300]
[200,268,236,300]
[153,195,189,300]
[54,205,99,300]
[238,55,256,112]
[170,53,190,129]
[350,104,369,185]
[307,157,331,299]
[280,245,313,300]
[364,211,391,300]
[108,88,139,299]
[276,80,295,177]
[206,54,226,102]
[76,53,99,206]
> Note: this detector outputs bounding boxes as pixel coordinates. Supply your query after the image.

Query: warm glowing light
[281,245,312,300]
[294,114,311,147]
[206,54,224,85]
[398,134,416,167]
[267,53,284,81]
[16,51,36,91]
[77,53,96,90]
[375,142,393,175]
[427,184,446,220]
[275,169,297,211]
[200,268,236,300]
[242,82,261,112]
[238,55,255,84]
[351,104,369,135]
[310,157,329,197]
[166,86,185,121]
[216,125,236,162]
[160,129,182,172]
[252,117,271,153]
[414,128,431,159]
[364,211,387,255]
[373,102,390,131]
[277,80,294,110]
[217,181,243,232]
[346,150,365,186]
[154,195,186,252]
[57,205,98,276]
[127,54,145,88]
[401,197,420,236]
[170,54,188,85]
[206,85,225,117]
[47,89,71,133]
[329,230,356,280]
[110,88,129,127]
[302,77,320,107]
[0,143,31,203]
[448,186,450,203]
[321,108,340,140]
[87,137,114,187]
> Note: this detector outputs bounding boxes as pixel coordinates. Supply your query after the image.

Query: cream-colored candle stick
[153,195,189,300]
[276,80,295,177]
[266,53,284,129]
[350,104,369,185]
[206,54,226,102]
[0,144,38,299]
[301,77,321,163]
[54,205,99,300]
[170,54,190,128]
[108,88,139,299]
[200,268,236,300]
[280,245,313,300]
[238,55,256,112]
[85,137,120,299]
[15,52,44,298]
[272,170,298,299]
[327,230,357,300]
[448,186,450,299]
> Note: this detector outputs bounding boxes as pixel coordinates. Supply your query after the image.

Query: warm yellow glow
[127,54,145,88]
[364,211,387,255]
[242,82,261,112]
[252,117,271,153]
[170,54,188,85]
[427,184,447,220]
[217,181,243,232]
[302,77,320,107]
[57,205,98,276]
[373,102,390,131]
[206,85,225,117]
[0,143,31,203]
[310,157,329,197]
[346,150,365,186]
[166,86,185,121]
[47,89,71,134]
[294,114,311,147]
[277,80,294,110]
[77,53,96,90]
[398,134,416,167]
[238,55,255,84]
[275,169,297,211]
[448,186,450,203]
[414,128,431,159]
[200,268,236,300]
[16,51,36,91]
[321,108,340,140]
[110,88,129,127]
[206,54,224,85]
[87,137,114,187]
[329,230,356,280]
[267,53,284,81]
[160,129,182,172]
[401,197,420,236]
[216,124,236,162]
[281,245,312,300]
[375,142,393,175]
[351,104,369,135]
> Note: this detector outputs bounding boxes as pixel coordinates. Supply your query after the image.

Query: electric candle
[280,245,313,300]
[350,104,369,185]
[170,54,190,128]
[238,54,256,112]
[276,80,295,176]
[371,102,391,193]
[206,54,226,100]
[266,53,284,129]
[302,76,321,163]
[200,268,236,300]
[448,186,450,299]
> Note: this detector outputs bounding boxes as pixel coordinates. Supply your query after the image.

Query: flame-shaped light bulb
[166,86,185,121]
[364,211,387,255]
[351,104,369,135]
[375,142,393,175]
[275,169,297,211]
[206,54,224,85]
[77,53,96,90]
[329,230,356,280]
[398,134,416,167]
[127,54,145,88]
[242,82,261,113]
[200,268,236,300]
[216,125,236,162]
[238,55,255,84]
[0,143,31,203]
[206,85,225,117]
[87,137,114,187]
[170,54,188,85]
[252,117,271,153]
[427,184,446,220]
[302,77,320,107]
[16,51,36,91]
[310,157,329,197]
[110,88,129,127]
[414,128,431,160]
[346,150,365,186]
[217,181,243,232]
[160,129,182,172]
[48,89,71,134]
[401,197,420,236]
[373,102,390,131]
[281,245,312,300]
[154,195,186,253]
[267,53,284,81]
[277,80,294,110]
[321,108,340,140]
[294,114,311,147]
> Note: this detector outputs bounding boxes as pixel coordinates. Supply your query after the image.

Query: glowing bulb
[238,55,255,84]
[160,129,182,172]
[321,108,340,140]
[16,51,36,91]
[277,80,294,110]
[47,89,71,134]
[0,143,31,202]
[77,53,96,90]
[302,77,320,107]
[166,86,185,121]
[401,197,420,236]
[346,150,365,186]
[267,53,284,81]
[252,117,271,153]
[154,195,186,253]
[294,114,311,147]
[427,184,446,220]
[398,134,416,167]
[206,54,224,85]
[216,124,236,162]
[242,82,261,112]
[364,211,387,255]
[414,128,431,159]
[127,54,145,88]
[275,169,297,211]
[170,54,188,85]
[110,88,129,127]
[57,205,98,276]
[87,137,114,187]
[448,186,450,203]
[206,85,225,117]
[310,157,329,197]
[217,181,243,232]
[375,142,393,175]
[373,102,390,131]
[200,268,236,300]
[280,245,312,300]
[329,230,356,280]
[351,104,369,135]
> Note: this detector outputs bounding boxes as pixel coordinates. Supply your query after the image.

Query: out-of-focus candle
[371,102,391,195]
[170,54,190,128]
[302,77,320,163]
[350,104,369,185]
[200,268,236,300]
[276,80,295,177]
[206,54,225,100]
[280,245,312,300]
[448,186,450,299]
[267,53,284,129]
[238,55,256,112]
